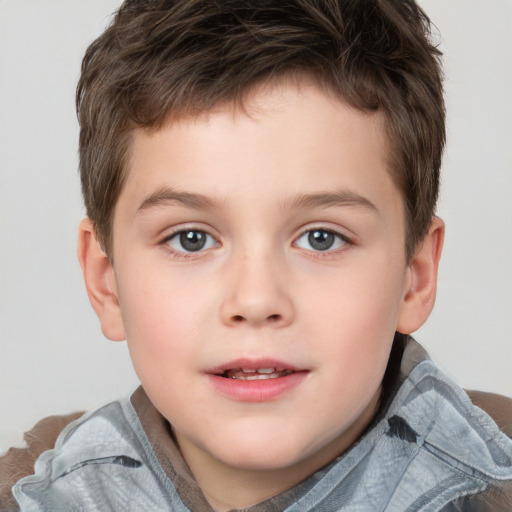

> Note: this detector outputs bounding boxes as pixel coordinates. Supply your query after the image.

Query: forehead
[116,79,401,225]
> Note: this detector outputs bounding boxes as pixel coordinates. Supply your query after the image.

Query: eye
[295,229,348,252]
[165,230,217,253]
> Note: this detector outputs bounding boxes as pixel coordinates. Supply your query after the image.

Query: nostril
[230,313,282,324]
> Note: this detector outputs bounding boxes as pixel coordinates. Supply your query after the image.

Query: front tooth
[247,374,278,380]
[232,373,280,380]
[241,369,257,373]
[257,368,275,374]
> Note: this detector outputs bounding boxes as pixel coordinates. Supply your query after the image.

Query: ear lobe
[396,217,445,334]
[77,218,126,341]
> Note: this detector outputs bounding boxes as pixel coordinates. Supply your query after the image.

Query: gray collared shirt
[12,340,512,511]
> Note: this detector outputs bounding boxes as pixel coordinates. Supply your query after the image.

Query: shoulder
[400,338,512,439]
[465,389,512,438]
[0,411,84,511]
[463,390,512,510]
[1,399,144,510]
[9,399,179,511]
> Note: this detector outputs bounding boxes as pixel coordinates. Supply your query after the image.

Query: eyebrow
[137,186,378,215]
[137,187,224,213]
[286,190,379,214]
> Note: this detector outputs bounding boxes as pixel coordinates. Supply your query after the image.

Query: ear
[77,218,126,341]
[396,217,445,334]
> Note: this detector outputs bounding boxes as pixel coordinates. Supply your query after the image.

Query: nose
[220,252,295,328]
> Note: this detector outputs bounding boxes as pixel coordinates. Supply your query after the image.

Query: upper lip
[206,358,306,375]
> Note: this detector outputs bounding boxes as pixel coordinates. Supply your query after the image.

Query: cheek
[119,259,210,329]
[313,255,405,330]
[310,256,406,386]
[116,268,210,379]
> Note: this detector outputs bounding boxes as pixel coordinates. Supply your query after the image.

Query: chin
[221,451,302,472]
[209,432,319,472]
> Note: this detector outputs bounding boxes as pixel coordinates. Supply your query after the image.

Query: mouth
[207,359,304,379]
[206,359,308,402]
[220,368,296,380]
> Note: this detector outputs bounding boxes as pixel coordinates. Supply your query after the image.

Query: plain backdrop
[1,0,511,453]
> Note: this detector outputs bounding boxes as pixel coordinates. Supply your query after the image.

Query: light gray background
[1,0,511,452]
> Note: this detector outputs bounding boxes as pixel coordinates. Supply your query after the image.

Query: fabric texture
[5,339,512,511]
[0,412,84,512]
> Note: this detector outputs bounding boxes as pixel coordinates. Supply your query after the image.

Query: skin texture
[78,80,444,511]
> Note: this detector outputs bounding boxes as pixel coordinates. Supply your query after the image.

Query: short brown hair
[77,0,445,260]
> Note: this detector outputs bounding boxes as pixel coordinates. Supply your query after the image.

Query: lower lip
[207,372,308,402]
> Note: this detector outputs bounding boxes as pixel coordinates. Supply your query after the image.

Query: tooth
[230,373,281,380]
[241,369,257,373]
[257,368,275,374]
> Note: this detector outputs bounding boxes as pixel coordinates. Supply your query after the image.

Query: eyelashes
[294,228,349,252]
[164,230,217,253]
[159,226,352,258]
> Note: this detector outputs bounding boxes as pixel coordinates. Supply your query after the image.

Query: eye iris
[180,231,207,251]
[308,230,335,251]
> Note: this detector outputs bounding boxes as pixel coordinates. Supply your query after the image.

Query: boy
[1,0,512,510]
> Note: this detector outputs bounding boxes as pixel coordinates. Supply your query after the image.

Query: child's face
[108,80,417,489]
